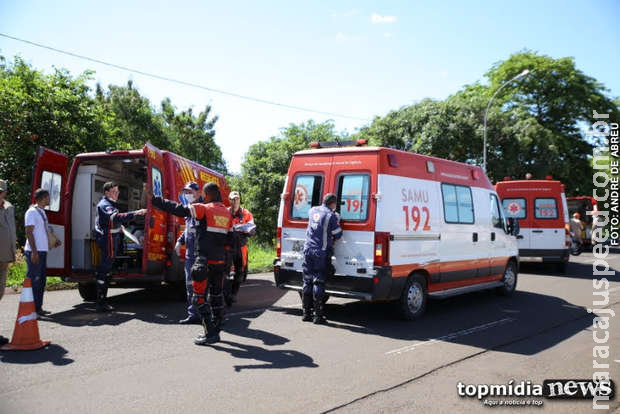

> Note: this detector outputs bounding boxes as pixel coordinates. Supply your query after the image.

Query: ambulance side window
[441,183,474,224]
[490,194,504,229]
[291,174,323,220]
[336,174,370,221]
[535,198,558,219]
[502,198,526,219]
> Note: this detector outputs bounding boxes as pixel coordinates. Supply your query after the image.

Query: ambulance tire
[78,283,97,302]
[399,274,427,320]
[496,261,518,296]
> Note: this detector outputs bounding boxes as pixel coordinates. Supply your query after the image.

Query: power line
[0,32,371,122]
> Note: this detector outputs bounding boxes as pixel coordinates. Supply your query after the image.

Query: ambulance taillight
[374,232,390,266]
[276,227,282,258]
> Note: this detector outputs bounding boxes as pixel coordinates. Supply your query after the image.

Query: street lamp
[483,69,530,173]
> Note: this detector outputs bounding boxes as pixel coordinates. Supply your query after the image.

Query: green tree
[238,120,343,243]
[0,56,107,241]
[95,80,170,150]
[161,98,226,172]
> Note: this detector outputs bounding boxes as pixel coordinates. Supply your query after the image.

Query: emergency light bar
[309,139,367,149]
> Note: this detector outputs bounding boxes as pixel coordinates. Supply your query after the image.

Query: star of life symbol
[507,201,521,216]
[293,185,308,211]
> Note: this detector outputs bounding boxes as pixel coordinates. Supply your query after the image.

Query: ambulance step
[428,281,504,298]
[280,284,372,301]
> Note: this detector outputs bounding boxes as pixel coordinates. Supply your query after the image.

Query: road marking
[385,317,516,355]
[240,283,265,288]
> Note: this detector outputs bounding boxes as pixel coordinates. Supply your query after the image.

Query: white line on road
[385,317,516,356]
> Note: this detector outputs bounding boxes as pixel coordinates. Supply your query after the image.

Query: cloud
[371,13,397,24]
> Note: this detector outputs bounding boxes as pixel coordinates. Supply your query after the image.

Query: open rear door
[143,143,167,275]
[31,146,69,275]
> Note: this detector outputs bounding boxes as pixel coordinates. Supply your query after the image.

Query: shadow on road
[210,340,318,372]
[0,343,74,366]
[520,260,619,281]
[43,277,285,328]
[272,288,601,357]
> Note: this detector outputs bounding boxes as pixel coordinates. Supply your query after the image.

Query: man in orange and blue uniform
[151,182,232,345]
[227,191,255,304]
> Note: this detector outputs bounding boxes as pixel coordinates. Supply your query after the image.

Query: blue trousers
[25,251,47,312]
[302,249,327,302]
[184,255,198,317]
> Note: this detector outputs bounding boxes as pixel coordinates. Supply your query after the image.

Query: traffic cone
[1,278,50,351]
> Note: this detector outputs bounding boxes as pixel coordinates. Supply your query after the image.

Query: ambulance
[274,142,520,319]
[31,143,229,301]
[495,177,570,272]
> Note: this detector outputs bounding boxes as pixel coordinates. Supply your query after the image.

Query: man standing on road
[94,182,146,313]
[0,180,16,345]
[302,193,343,324]
[24,188,60,317]
[175,182,203,324]
[570,212,585,246]
[227,191,255,304]
[149,183,233,345]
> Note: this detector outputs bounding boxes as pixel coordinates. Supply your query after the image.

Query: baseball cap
[183,181,200,191]
[229,191,241,200]
[0,179,7,192]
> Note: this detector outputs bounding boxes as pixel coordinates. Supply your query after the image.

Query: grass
[5,241,275,292]
[247,239,276,274]
[6,249,76,291]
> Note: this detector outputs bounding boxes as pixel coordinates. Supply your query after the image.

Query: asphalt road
[1,251,619,414]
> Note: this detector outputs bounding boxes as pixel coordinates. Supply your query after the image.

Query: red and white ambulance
[274,142,520,319]
[495,177,570,272]
[31,143,229,301]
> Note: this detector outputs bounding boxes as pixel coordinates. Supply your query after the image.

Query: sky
[1,1,619,173]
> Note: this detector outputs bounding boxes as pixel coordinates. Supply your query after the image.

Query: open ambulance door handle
[491,232,496,241]
[472,232,478,242]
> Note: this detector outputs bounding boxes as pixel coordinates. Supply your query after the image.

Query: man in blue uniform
[302,193,343,324]
[94,182,146,312]
[175,182,203,324]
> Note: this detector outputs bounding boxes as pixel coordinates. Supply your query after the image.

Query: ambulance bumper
[519,249,569,263]
[274,265,402,301]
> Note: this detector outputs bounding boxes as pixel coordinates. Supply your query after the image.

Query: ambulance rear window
[502,198,526,219]
[291,174,323,219]
[336,174,370,221]
[535,198,558,219]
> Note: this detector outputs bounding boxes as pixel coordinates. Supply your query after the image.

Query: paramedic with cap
[227,191,255,304]
[570,212,584,245]
[302,193,343,324]
[94,182,146,312]
[149,182,233,345]
[175,182,203,324]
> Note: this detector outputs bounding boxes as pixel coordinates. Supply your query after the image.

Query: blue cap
[183,181,200,191]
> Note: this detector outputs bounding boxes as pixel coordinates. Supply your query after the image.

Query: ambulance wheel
[496,261,517,296]
[399,274,427,320]
[78,283,97,302]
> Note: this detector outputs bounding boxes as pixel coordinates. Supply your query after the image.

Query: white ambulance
[274,142,520,319]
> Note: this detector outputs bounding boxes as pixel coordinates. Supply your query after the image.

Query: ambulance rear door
[31,146,69,275]
[530,195,565,251]
[143,143,167,275]
[502,196,530,250]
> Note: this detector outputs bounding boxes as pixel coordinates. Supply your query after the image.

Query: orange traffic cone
[1,278,50,351]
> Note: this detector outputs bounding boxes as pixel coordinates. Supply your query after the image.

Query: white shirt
[24,206,49,252]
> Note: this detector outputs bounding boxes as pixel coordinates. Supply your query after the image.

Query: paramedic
[94,182,146,312]
[227,191,255,304]
[570,212,584,245]
[302,193,343,324]
[175,182,203,324]
[150,183,232,345]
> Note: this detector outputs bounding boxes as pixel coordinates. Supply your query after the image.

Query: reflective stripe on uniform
[188,204,197,219]
[322,211,331,250]
[206,226,228,234]
[331,227,342,235]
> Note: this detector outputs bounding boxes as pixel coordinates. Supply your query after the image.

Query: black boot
[194,303,220,345]
[302,293,314,322]
[95,282,113,313]
[313,301,326,325]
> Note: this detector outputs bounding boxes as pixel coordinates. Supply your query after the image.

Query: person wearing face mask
[175,182,203,324]
[93,182,146,312]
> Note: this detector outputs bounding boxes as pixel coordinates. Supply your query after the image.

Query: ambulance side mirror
[506,217,520,237]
